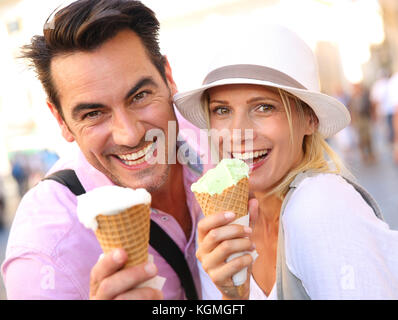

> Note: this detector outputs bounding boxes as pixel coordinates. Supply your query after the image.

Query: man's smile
[114,141,157,166]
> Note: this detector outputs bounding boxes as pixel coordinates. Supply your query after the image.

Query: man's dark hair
[21,0,166,118]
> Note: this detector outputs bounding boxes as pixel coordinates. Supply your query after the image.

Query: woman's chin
[248,178,271,194]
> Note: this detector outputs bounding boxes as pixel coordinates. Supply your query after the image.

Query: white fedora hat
[173,24,350,138]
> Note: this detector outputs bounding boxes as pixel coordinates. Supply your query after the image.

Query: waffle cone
[95,203,151,268]
[194,177,249,219]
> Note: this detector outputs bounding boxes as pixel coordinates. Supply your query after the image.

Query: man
[1,0,203,299]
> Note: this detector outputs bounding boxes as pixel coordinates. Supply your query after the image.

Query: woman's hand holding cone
[196,199,258,299]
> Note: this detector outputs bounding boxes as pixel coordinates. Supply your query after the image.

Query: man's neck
[151,163,191,239]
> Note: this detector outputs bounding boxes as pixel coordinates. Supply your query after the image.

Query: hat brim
[173,78,350,138]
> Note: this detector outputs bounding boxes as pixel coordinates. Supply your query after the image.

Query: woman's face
[208,84,314,194]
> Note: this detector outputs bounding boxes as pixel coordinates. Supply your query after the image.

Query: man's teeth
[118,142,155,164]
[232,149,268,160]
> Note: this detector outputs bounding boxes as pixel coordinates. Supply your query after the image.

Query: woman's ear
[305,112,319,136]
[47,101,75,142]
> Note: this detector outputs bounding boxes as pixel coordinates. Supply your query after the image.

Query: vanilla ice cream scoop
[76,186,151,230]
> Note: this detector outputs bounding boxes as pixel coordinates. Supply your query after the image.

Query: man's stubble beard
[106,162,171,193]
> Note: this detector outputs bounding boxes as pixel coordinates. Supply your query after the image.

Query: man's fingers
[93,261,158,300]
[90,248,127,298]
[114,287,163,300]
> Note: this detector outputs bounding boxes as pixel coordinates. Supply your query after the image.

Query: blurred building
[378,0,398,73]
[0,0,393,175]
[0,0,71,176]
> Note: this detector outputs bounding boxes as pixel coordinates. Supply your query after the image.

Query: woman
[174,25,398,299]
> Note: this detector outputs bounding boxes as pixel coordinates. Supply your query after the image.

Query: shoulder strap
[276,170,383,300]
[44,169,86,196]
[149,221,198,300]
[43,169,198,300]
[276,177,311,300]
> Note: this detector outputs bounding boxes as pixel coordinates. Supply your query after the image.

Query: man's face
[50,30,178,191]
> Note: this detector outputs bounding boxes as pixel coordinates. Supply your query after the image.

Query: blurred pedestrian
[349,82,376,164]
[0,178,5,230]
[387,72,398,164]
[40,149,59,173]
[394,111,398,164]
[383,72,398,145]
[370,70,390,124]
[331,86,356,160]
[11,155,29,198]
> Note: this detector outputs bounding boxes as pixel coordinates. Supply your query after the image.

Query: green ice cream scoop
[191,158,249,195]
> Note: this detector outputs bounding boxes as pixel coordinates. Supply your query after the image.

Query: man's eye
[133,91,150,102]
[83,110,102,120]
[212,107,230,115]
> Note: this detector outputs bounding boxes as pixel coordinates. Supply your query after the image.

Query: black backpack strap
[43,169,198,300]
[149,220,198,300]
[43,169,86,196]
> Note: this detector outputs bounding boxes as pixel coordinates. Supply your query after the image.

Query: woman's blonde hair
[202,87,348,199]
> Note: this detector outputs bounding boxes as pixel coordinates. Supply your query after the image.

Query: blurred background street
[1,0,398,299]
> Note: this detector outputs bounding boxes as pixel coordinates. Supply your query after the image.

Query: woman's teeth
[118,142,156,165]
[232,149,268,161]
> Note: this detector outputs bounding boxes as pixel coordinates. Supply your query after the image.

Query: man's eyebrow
[125,77,158,101]
[71,103,105,121]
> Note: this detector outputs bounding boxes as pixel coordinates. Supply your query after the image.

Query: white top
[249,277,277,300]
[199,173,398,299]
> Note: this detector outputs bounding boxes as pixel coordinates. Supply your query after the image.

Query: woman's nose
[111,108,145,147]
[229,113,256,148]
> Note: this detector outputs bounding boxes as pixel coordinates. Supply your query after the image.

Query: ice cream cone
[95,203,151,268]
[194,176,249,219]
[191,159,253,291]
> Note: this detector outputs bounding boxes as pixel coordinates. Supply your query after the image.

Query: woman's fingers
[198,223,252,257]
[208,253,253,287]
[248,198,259,230]
[196,205,257,300]
[197,211,237,242]
[200,237,254,272]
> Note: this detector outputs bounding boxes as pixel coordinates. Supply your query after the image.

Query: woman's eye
[256,104,275,113]
[212,107,230,115]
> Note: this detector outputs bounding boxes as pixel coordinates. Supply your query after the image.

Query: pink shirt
[1,115,205,300]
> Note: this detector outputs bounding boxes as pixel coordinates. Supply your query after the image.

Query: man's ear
[163,55,178,96]
[47,101,75,143]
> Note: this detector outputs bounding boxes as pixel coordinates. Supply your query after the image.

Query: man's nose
[111,108,145,147]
